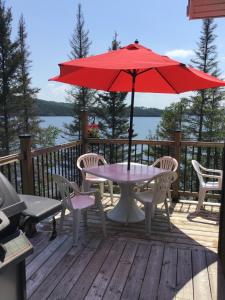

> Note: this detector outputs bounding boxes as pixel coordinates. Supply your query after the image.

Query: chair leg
[49,216,57,241]
[95,192,107,237]
[164,200,172,230]
[72,209,80,246]
[108,180,114,205]
[151,204,156,218]
[167,189,172,205]
[197,188,206,211]
[83,209,88,227]
[83,180,90,192]
[145,203,152,237]
[59,207,66,233]
[100,182,104,198]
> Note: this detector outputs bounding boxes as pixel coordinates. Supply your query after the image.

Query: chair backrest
[152,156,178,172]
[52,174,79,210]
[77,153,107,171]
[191,160,205,185]
[152,171,178,205]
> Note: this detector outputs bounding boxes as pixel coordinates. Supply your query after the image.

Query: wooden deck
[26,196,225,300]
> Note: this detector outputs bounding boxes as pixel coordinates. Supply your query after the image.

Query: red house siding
[187,0,225,19]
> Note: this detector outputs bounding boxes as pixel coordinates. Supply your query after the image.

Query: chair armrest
[199,165,222,175]
[79,190,97,196]
[208,169,223,176]
[201,173,222,180]
[69,181,80,193]
[134,178,154,191]
[70,181,97,195]
[81,170,86,179]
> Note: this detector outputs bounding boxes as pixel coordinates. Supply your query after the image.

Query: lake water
[40,116,161,144]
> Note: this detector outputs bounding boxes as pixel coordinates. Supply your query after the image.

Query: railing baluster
[191,146,195,192]
[14,162,18,193]
[141,144,143,164]
[50,152,53,198]
[183,146,187,192]
[32,157,36,195]
[41,154,45,196]
[7,163,11,183]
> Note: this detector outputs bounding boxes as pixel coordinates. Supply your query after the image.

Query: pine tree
[155,98,188,141]
[0,0,20,155]
[187,19,225,161]
[156,19,225,144]
[94,33,129,139]
[93,33,130,162]
[64,3,93,140]
[16,15,41,140]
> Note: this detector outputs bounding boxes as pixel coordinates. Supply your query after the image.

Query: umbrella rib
[136,68,153,76]
[107,70,122,91]
[155,68,179,94]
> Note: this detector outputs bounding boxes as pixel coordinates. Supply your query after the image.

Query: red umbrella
[50,41,225,170]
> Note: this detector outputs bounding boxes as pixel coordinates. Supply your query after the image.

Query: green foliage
[156,19,225,145]
[36,125,61,148]
[129,106,162,117]
[154,19,225,185]
[94,33,130,139]
[16,15,41,138]
[186,19,225,146]
[35,98,163,117]
[154,98,188,141]
[35,99,73,116]
[0,0,20,155]
[64,3,93,140]
[95,91,129,139]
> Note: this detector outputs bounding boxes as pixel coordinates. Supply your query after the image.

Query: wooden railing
[0,133,223,202]
[0,136,82,197]
[0,153,22,193]
[87,134,223,201]
[31,140,82,198]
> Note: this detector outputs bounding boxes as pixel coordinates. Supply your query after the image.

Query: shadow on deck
[26,196,225,300]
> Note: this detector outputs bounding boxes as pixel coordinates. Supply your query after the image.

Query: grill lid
[0,172,26,217]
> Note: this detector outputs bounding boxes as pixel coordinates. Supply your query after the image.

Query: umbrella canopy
[50,41,225,170]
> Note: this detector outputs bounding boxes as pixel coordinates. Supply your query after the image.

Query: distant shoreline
[36,99,163,117]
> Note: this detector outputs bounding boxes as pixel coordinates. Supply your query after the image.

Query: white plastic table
[84,162,169,223]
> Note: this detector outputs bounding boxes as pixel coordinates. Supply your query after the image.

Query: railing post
[172,130,182,202]
[19,134,34,195]
[81,110,88,154]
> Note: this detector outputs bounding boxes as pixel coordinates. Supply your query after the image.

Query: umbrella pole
[127,72,136,171]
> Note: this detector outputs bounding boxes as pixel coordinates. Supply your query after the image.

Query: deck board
[85,240,126,300]
[121,244,151,300]
[30,239,87,300]
[27,196,224,300]
[139,244,164,300]
[103,242,138,300]
[47,237,103,300]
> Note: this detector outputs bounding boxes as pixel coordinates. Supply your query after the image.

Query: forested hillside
[35,99,73,116]
[35,99,163,117]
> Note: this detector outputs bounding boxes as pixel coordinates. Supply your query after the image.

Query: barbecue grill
[0,172,33,300]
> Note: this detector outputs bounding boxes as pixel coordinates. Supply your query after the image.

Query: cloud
[165,49,194,59]
[38,82,68,102]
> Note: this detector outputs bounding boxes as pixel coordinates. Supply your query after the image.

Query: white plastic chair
[77,153,114,205]
[132,171,177,237]
[52,174,106,245]
[192,160,222,211]
[145,156,178,203]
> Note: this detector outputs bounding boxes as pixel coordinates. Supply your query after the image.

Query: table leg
[107,182,145,223]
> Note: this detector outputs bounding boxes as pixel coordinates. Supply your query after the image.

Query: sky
[6,0,225,109]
